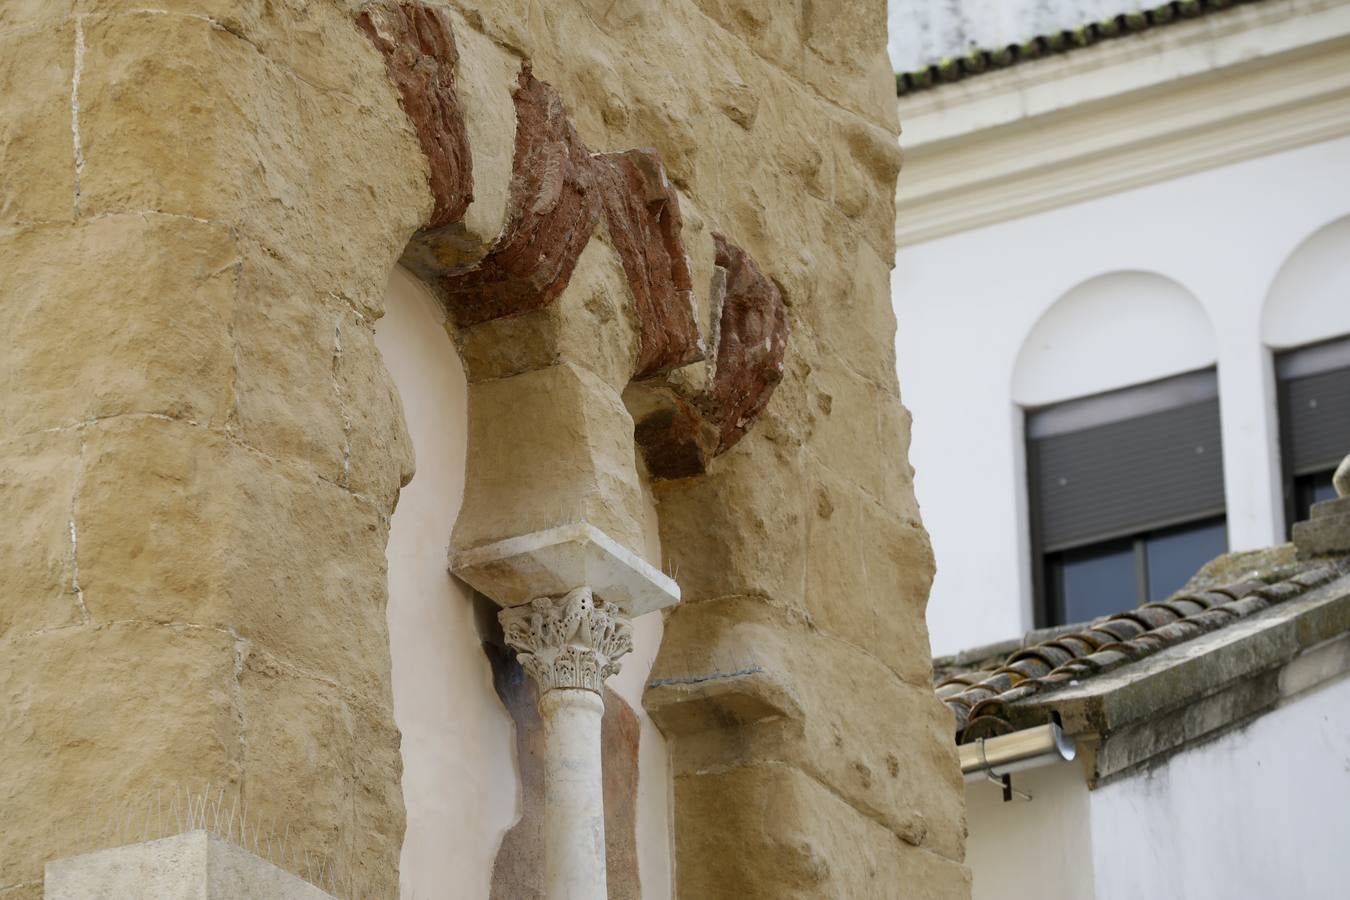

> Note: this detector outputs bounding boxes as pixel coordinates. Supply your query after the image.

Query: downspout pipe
[959,722,1077,782]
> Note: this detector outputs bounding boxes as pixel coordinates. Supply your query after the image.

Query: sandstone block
[454,362,648,556]
[649,597,963,861]
[805,469,936,684]
[75,417,396,699]
[651,439,809,608]
[691,0,805,77]
[802,0,900,130]
[226,246,348,488]
[77,12,258,223]
[806,362,885,499]
[0,430,82,640]
[237,656,403,898]
[334,304,415,504]
[77,10,424,315]
[799,238,900,388]
[0,2,72,32]
[0,24,74,224]
[456,234,641,390]
[0,217,236,435]
[673,765,970,900]
[880,399,923,520]
[0,624,239,889]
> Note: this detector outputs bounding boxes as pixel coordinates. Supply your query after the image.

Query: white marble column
[452,523,679,900]
[499,586,633,900]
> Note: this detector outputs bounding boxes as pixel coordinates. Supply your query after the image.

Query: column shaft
[540,689,609,900]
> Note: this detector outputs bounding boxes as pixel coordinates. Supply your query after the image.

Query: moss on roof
[896,0,1264,97]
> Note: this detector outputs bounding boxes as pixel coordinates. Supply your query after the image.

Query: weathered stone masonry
[0,0,969,897]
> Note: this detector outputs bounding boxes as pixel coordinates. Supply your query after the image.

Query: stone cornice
[895,0,1350,246]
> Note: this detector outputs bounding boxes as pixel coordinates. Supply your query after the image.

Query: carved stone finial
[1335,454,1350,498]
[499,586,634,694]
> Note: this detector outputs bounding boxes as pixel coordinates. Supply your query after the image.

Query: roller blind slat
[1030,398,1225,552]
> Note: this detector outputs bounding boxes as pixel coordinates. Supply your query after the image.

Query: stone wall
[0,0,969,897]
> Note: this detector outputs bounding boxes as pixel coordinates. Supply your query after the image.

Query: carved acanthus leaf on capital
[500,586,634,694]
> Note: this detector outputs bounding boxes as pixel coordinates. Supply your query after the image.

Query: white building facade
[963,673,1350,900]
[891,0,1350,654]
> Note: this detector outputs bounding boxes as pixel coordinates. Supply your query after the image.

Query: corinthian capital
[499,586,634,694]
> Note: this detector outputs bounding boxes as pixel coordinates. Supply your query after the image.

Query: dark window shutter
[1029,398,1226,552]
[1280,365,1350,475]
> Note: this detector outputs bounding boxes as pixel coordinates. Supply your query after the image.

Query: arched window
[1263,216,1350,531]
[1014,272,1226,626]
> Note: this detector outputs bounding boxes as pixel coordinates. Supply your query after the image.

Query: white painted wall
[1262,214,1350,351]
[1011,271,1216,408]
[965,763,1095,900]
[378,266,518,899]
[1090,675,1350,900]
[963,677,1350,899]
[894,135,1350,655]
[378,267,674,898]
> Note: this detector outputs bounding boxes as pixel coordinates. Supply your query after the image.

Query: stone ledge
[44,831,335,899]
[450,522,679,616]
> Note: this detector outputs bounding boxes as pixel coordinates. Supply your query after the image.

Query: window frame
[1275,336,1350,536]
[1042,515,1228,626]
[1025,368,1227,628]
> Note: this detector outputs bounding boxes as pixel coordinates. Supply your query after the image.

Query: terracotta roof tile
[934,561,1343,742]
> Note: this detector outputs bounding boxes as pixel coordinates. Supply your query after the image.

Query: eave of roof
[935,557,1349,745]
[895,0,1267,97]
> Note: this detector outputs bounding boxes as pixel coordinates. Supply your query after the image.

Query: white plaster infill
[451,522,680,615]
[44,831,336,899]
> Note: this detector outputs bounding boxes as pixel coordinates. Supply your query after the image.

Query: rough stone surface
[1,0,960,897]
[1183,544,1299,592]
[0,2,427,892]
[673,765,969,900]
[0,24,75,224]
[1294,499,1350,559]
[647,594,965,862]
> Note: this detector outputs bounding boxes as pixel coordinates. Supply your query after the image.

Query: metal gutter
[959,722,1077,783]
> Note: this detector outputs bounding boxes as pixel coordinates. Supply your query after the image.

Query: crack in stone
[68,429,90,624]
[332,315,353,486]
[229,625,251,800]
[646,665,764,688]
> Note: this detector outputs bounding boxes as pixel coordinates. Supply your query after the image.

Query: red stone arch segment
[355,1,788,473]
[629,234,790,478]
[355,2,473,230]
[708,232,788,453]
[593,149,702,378]
[441,67,602,326]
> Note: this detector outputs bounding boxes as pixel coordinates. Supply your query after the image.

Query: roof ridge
[936,561,1345,742]
[896,0,1265,97]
